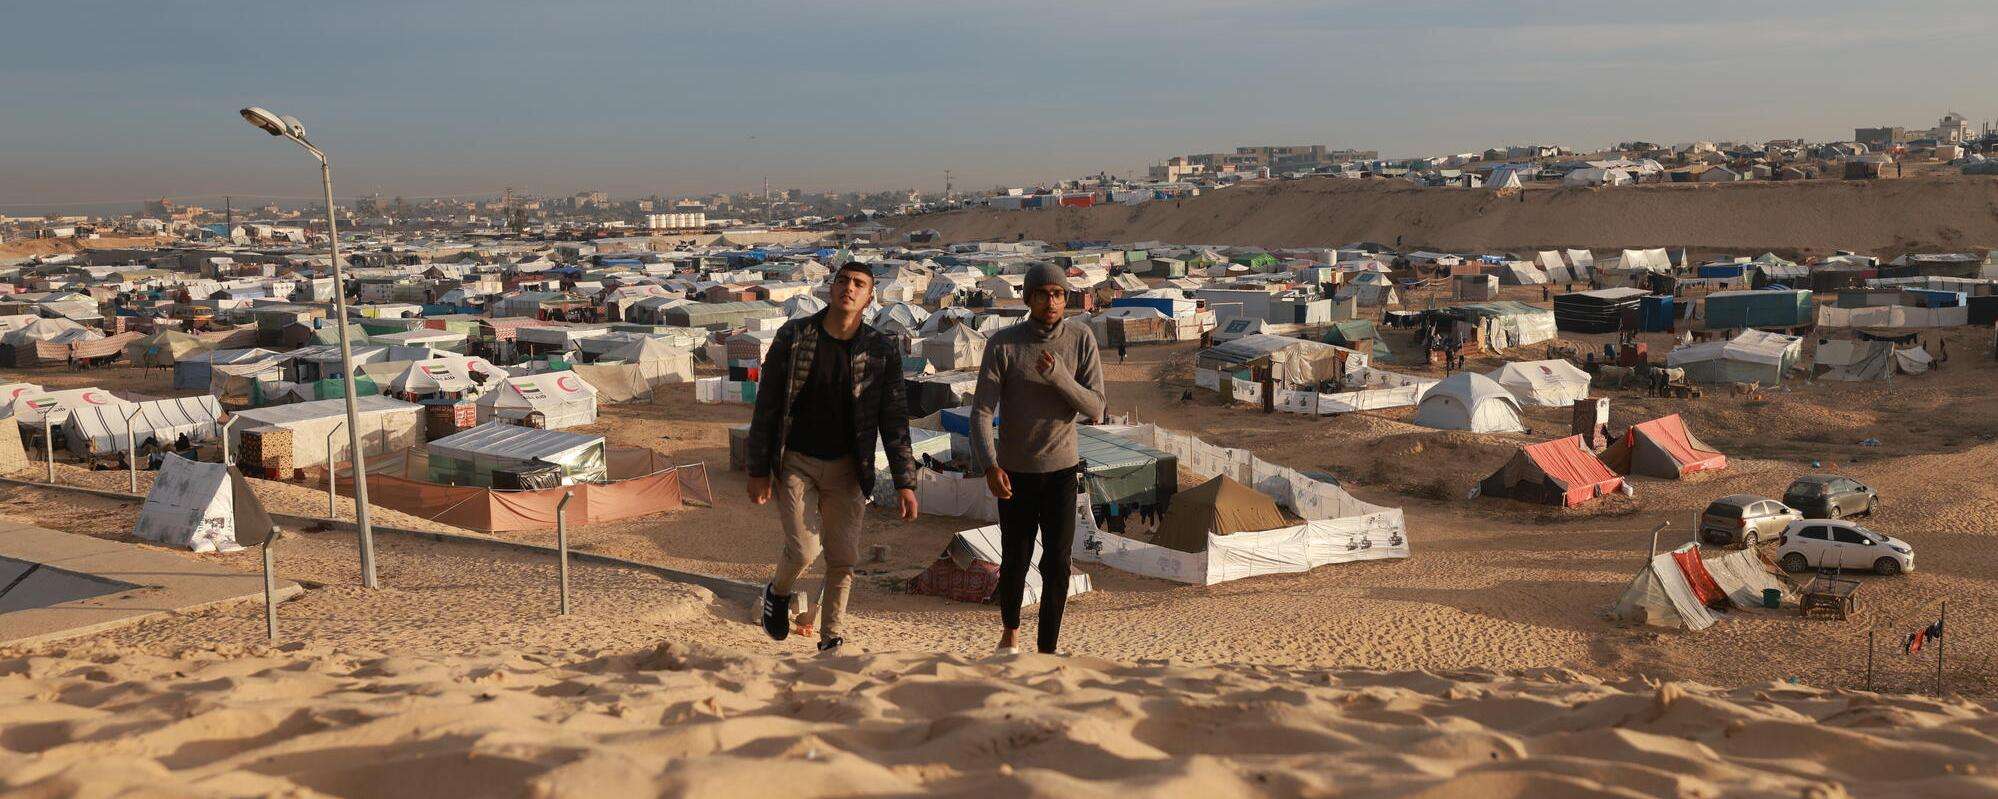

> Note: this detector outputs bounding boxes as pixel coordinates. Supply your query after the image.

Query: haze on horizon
[2,0,1992,212]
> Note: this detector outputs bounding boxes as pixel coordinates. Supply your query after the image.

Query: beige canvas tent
[125,330,211,368]
[1154,474,1289,553]
[921,324,986,372]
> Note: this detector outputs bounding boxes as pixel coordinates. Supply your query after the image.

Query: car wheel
[1864,499,1877,518]
[1780,552,1809,573]
[1742,530,1760,548]
[1874,557,1902,577]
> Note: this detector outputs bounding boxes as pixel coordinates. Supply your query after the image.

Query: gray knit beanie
[1023,262,1072,295]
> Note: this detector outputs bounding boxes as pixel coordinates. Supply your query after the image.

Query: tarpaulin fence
[328,445,706,532]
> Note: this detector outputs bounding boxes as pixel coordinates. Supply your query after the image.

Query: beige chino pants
[771,451,865,640]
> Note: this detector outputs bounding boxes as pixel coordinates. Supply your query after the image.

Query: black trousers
[995,465,1079,653]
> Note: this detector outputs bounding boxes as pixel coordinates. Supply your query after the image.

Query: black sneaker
[759,583,791,641]
[816,636,844,656]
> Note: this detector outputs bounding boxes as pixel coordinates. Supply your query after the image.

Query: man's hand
[1036,350,1056,377]
[985,466,1012,500]
[897,488,919,521]
[747,475,772,505]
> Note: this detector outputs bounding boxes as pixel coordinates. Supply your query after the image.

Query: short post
[325,421,345,518]
[1866,629,1874,691]
[220,415,240,466]
[262,536,279,641]
[124,406,144,494]
[1647,520,1671,559]
[555,491,573,616]
[42,416,54,484]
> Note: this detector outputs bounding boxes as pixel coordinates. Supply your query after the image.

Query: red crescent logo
[556,376,580,393]
[81,391,106,405]
[8,387,28,399]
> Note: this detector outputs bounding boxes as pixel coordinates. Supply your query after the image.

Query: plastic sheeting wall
[1816,304,1967,328]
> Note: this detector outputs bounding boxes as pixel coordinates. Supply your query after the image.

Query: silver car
[1699,494,1803,547]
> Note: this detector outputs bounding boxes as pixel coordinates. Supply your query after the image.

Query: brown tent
[1153,474,1288,553]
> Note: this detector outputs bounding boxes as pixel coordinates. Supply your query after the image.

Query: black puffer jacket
[744,310,915,496]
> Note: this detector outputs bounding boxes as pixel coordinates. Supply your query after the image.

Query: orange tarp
[1671,547,1728,608]
[330,445,700,532]
[1521,435,1625,507]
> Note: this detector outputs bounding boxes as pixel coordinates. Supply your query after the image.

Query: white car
[1775,519,1913,576]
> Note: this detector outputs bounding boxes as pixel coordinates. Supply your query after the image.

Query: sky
[2,0,1993,213]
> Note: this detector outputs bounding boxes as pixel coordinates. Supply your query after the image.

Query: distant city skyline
[3,0,1993,213]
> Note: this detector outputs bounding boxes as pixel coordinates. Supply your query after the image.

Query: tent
[427,421,607,486]
[1812,338,1895,381]
[1412,373,1524,433]
[124,330,209,368]
[230,395,424,470]
[1613,544,1719,630]
[14,388,130,428]
[1894,346,1934,375]
[1,318,96,346]
[1494,261,1550,285]
[476,371,600,429]
[593,335,694,386]
[1485,360,1591,407]
[1563,167,1632,187]
[910,523,1093,606]
[921,324,986,372]
[133,454,273,553]
[1153,475,1289,553]
[63,395,224,457]
[1602,414,1726,479]
[1479,435,1625,507]
[0,408,28,475]
[173,348,284,391]
[1665,330,1802,385]
[380,356,506,396]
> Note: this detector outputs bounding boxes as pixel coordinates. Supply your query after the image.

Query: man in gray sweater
[971,262,1106,655]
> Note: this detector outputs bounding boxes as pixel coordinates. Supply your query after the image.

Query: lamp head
[240,107,287,137]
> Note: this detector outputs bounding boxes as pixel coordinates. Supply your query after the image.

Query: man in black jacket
[745,262,918,656]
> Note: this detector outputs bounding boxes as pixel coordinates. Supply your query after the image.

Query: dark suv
[1782,475,1877,520]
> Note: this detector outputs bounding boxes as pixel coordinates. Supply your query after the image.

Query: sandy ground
[8,305,1998,794]
[888,174,1998,258]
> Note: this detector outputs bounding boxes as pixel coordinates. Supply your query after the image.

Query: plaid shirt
[745,309,915,496]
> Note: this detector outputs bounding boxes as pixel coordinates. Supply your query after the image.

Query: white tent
[1563,167,1632,187]
[230,395,424,469]
[64,395,224,457]
[379,356,505,396]
[14,387,130,427]
[1612,545,1718,630]
[134,455,272,553]
[921,324,987,372]
[780,294,825,319]
[1895,346,1934,375]
[427,421,607,486]
[1494,261,1550,285]
[1666,330,1802,385]
[1,317,97,346]
[476,371,600,429]
[1812,339,1894,382]
[594,335,693,386]
[1489,170,1524,190]
[1485,360,1592,407]
[1412,373,1524,433]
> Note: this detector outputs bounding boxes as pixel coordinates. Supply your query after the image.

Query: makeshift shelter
[173,348,284,391]
[592,335,694,386]
[379,356,506,398]
[1812,338,1895,381]
[133,455,273,553]
[1485,360,1591,407]
[1493,261,1550,285]
[910,524,1092,606]
[12,387,128,428]
[1075,425,1180,510]
[1479,435,1625,507]
[1448,301,1558,349]
[1602,414,1726,479]
[1412,373,1524,433]
[476,371,600,429]
[230,395,424,471]
[1154,475,1289,553]
[427,421,607,487]
[1665,330,1803,385]
[63,395,223,457]
[124,330,209,368]
[1,317,94,346]
[1895,346,1934,374]
[1613,544,1719,630]
[921,324,986,372]
[1554,288,1648,333]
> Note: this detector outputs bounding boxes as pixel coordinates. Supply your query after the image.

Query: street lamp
[239,105,379,589]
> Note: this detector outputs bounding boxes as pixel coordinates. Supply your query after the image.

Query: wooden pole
[556,491,574,616]
[125,406,144,494]
[262,538,278,641]
[326,422,344,518]
[1866,629,1874,692]
[43,417,55,484]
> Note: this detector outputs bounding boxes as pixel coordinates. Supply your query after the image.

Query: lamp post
[239,106,377,588]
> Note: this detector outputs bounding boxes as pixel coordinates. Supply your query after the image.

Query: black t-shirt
[785,330,856,460]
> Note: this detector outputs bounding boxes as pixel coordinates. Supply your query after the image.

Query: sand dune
[6,624,1996,798]
[890,176,1998,256]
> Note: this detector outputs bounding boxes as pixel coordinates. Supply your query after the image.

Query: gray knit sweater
[970,317,1107,475]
